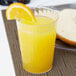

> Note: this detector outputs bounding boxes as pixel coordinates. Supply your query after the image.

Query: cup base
[24,65,53,74]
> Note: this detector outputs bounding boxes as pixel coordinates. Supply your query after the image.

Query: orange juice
[17,16,56,73]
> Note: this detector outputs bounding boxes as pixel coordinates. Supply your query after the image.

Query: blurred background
[0,0,76,10]
[0,0,30,5]
[0,0,76,7]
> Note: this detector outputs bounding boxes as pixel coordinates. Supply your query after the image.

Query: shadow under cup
[16,8,58,74]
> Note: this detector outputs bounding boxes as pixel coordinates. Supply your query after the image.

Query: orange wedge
[6,3,36,22]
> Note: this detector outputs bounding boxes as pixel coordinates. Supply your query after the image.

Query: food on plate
[57,9,76,46]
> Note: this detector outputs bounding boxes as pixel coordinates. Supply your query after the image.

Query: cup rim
[16,7,58,27]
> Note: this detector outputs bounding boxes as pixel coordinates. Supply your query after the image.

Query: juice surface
[20,16,54,25]
[17,16,56,73]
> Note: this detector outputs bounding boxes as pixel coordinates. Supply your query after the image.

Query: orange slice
[6,3,36,22]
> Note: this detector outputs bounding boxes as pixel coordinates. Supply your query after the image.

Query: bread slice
[57,9,76,46]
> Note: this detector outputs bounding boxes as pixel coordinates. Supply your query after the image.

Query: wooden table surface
[2,10,76,76]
